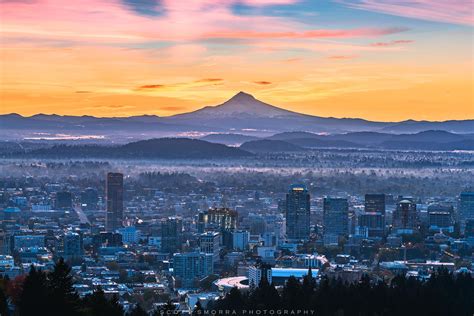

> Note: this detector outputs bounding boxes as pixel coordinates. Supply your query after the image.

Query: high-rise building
[393,200,417,232]
[428,211,454,232]
[173,252,213,288]
[105,173,124,232]
[232,230,250,251]
[459,192,474,222]
[56,191,73,209]
[198,207,237,248]
[199,231,220,262]
[357,212,384,237]
[323,197,349,240]
[285,184,310,241]
[364,194,386,214]
[198,208,238,232]
[161,217,183,254]
[62,232,83,260]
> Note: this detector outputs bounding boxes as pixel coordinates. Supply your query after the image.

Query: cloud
[1,0,410,46]
[327,55,357,60]
[75,90,93,93]
[370,39,414,47]
[204,27,408,39]
[121,0,164,17]
[254,81,272,85]
[336,0,474,26]
[135,78,225,92]
[136,84,165,90]
[195,78,223,83]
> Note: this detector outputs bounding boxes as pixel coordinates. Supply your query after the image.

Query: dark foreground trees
[0,260,472,316]
[212,269,474,316]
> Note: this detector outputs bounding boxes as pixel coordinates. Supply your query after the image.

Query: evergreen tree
[17,266,49,316]
[213,287,246,311]
[0,286,9,316]
[151,300,178,316]
[281,276,304,310]
[82,287,124,316]
[47,257,81,316]
[129,304,148,316]
[248,277,280,310]
[192,300,203,316]
[110,294,125,316]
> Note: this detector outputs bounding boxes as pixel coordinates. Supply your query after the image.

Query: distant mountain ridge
[1,92,473,142]
[238,130,474,152]
[3,130,473,159]
[14,138,252,159]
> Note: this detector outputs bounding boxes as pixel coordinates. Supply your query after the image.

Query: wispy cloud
[136,84,165,90]
[254,81,272,85]
[135,78,224,92]
[204,27,408,39]
[327,55,357,60]
[370,39,414,47]
[336,0,474,25]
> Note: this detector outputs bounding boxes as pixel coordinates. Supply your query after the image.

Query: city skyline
[1,0,473,121]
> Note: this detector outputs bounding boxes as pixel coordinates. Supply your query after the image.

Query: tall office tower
[459,192,474,222]
[357,212,385,237]
[323,197,349,240]
[199,231,220,262]
[173,252,213,288]
[161,217,183,254]
[105,172,124,232]
[62,232,83,260]
[364,194,386,214]
[285,184,311,241]
[198,207,238,248]
[393,199,417,232]
[56,191,73,209]
[206,207,238,231]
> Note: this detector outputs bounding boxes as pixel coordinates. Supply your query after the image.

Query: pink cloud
[337,0,474,25]
[0,0,409,45]
[370,39,414,47]
[204,27,407,39]
[327,55,357,60]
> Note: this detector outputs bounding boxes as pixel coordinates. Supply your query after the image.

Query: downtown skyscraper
[323,197,349,245]
[285,184,310,241]
[106,172,124,232]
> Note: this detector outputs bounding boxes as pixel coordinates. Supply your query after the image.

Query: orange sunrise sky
[0,0,473,121]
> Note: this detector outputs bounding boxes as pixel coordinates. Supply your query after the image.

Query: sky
[0,0,473,121]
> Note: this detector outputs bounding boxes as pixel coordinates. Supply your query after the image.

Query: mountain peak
[229,91,255,101]
[207,91,295,117]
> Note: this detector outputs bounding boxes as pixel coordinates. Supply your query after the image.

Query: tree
[0,286,9,316]
[151,300,178,316]
[47,257,81,316]
[281,276,304,310]
[82,287,124,316]
[129,304,148,316]
[110,294,125,316]
[192,300,203,316]
[17,266,49,316]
